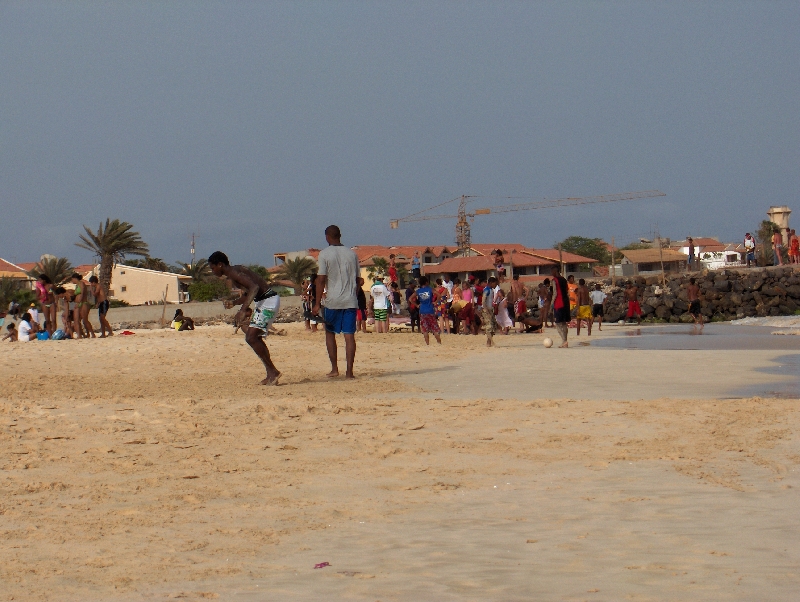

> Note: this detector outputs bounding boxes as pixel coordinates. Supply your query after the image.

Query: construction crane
[390,190,666,255]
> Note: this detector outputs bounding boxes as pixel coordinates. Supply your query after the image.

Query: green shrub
[189,279,230,302]
[109,299,130,308]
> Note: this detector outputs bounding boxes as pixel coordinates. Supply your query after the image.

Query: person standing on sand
[744,233,756,267]
[538,279,553,328]
[687,237,696,271]
[625,281,643,326]
[370,276,391,334]
[687,277,704,329]
[409,276,441,345]
[788,229,799,265]
[405,280,420,332]
[209,251,282,386]
[550,267,570,348]
[89,275,113,337]
[567,275,578,316]
[509,274,526,330]
[481,276,499,347]
[411,251,421,280]
[590,283,607,331]
[313,225,360,379]
[70,273,96,339]
[356,277,369,333]
[575,278,593,336]
[772,228,784,266]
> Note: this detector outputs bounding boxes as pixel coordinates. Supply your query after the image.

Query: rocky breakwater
[599,266,800,323]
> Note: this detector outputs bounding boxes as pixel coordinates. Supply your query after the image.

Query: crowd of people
[3,272,113,342]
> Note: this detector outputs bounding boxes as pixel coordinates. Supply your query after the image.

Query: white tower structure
[767,206,792,245]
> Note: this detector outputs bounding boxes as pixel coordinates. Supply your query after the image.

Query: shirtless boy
[687,277,704,328]
[89,275,113,337]
[209,251,282,385]
[575,278,593,336]
[625,281,642,325]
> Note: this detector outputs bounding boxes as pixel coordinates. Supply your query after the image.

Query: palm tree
[76,219,149,294]
[27,256,73,285]
[177,259,212,282]
[366,256,389,282]
[276,257,317,294]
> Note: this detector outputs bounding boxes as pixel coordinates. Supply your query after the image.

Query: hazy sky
[2,1,798,266]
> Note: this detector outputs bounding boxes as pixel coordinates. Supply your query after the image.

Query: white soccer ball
[618,319,624,325]
[543,337,553,348]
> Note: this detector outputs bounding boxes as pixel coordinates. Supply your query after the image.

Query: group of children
[3,272,114,343]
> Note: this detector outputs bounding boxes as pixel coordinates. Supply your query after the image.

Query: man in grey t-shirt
[313,225,360,378]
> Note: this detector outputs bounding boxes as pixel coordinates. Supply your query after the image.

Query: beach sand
[1,323,798,601]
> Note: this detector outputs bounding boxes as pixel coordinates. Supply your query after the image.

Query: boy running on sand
[209,251,282,385]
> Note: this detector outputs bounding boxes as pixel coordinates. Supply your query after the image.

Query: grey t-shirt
[317,245,360,309]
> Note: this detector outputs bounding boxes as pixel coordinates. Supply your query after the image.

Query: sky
[2,1,798,267]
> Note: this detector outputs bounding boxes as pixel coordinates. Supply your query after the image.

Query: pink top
[35,282,48,303]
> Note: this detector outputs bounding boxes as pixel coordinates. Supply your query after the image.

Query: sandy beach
[1,322,799,601]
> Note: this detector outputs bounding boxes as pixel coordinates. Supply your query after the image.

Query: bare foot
[559,342,569,348]
[260,372,281,386]
[345,373,355,379]
[326,370,339,378]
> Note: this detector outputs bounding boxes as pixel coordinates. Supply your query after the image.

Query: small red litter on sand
[314,562,330,569]
[119,330,136,336]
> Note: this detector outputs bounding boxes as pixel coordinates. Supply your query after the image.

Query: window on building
[120,270,125,275]
[121,286,127,292]
[424,255,433,263]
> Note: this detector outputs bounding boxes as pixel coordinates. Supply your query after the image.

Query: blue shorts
[323,308,357,335]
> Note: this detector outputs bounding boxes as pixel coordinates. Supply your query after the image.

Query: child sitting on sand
[2,323,17,342]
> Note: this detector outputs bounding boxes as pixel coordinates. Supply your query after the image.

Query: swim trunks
[627,300,642,317]
[323,308,357,335]
[689,300,701,317]
[577,305,592,320]
[250,295,280,332]
[373,308,388,322]
[97,300,110,316]
[514,299,527,317]
[592,303,604,317]
[420,313,440,334]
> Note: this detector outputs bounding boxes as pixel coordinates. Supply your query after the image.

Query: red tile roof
[523,248,598,264]
[0,258,28,276]
[425,256,496,273]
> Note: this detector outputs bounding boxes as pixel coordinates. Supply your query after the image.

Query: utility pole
[558,244,564,276]
[190,233,196,265]
[611,236,616,286]
[656,229,666,286]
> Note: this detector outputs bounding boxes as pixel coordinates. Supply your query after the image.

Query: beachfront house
[620,248,688,275]
[671,238,744,270]
[103,265,193,305]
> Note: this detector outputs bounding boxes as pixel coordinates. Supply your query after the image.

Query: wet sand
[1,323,798,601]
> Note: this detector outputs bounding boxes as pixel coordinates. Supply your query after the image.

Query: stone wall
[596,266,800,323]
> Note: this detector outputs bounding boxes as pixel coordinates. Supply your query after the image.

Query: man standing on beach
[625,281,643,326]
[575,278,593,336]
[209,251,282,385]
[550,266,570,348]
[687,237,696,271]
[687,277,704,329]
[744,233,756,267]
[772,228,784,266]
[481,276,499,347]
[590,283,607,331]
[313,225,360,378]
